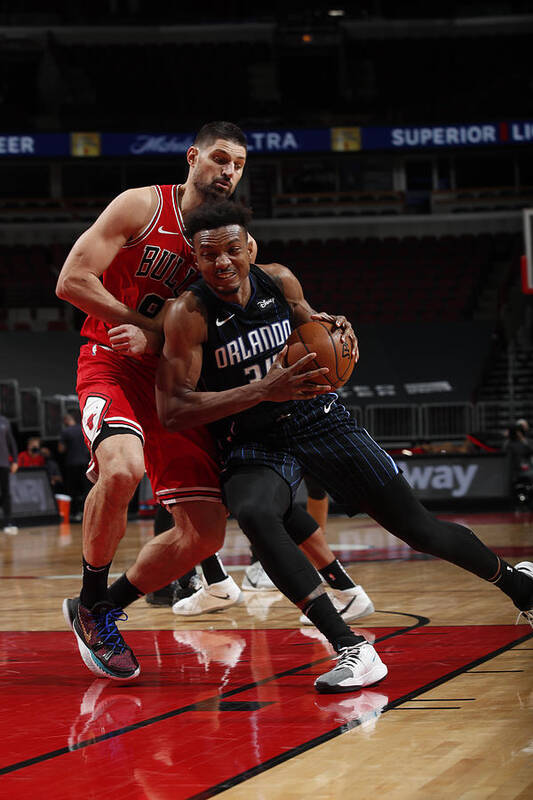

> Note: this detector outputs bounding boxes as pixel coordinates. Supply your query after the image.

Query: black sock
[154,504,174,536]
[178,568,197,589]
[489,559,533,610]
[319,559,355,591]
[202,554,227,584]
[80,557,112,609]
[303,593,365,652]
[107,573,144,609]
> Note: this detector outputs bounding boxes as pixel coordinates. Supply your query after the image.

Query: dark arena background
[0,3,532,799]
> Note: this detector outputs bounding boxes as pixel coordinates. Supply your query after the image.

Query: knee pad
[285,503,318,545]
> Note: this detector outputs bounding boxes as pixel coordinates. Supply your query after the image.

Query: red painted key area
[0,624,530,799]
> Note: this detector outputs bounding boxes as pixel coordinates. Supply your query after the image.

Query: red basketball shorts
[76,342,221,505]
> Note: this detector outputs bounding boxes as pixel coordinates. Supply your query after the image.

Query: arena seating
[257,231,522,324]
[0,232,521,330]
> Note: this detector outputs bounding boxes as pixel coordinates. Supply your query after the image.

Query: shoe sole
[241,580,277,592]
[172,591,243,616]
[145,595,174,606]
[62,597,76,630]
[314,661,388,694]
[300,599,375,626]
[62,598,140,681]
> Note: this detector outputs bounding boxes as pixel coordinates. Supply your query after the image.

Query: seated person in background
[0,413,18,535]
[58,412,90,521]
[41,446,64,492]
[18,436,45,468]
[505,423,533,484]
[516,418,531,442]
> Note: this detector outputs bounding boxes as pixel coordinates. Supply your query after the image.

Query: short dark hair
[194,121,247,150]
[185,200,252,241]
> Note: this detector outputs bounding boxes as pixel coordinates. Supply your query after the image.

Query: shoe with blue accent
[63,597,140,680]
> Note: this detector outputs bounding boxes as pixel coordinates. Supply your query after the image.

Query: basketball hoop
[522,209,533,294]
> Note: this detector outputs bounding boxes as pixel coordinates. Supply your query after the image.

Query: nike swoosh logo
[213,593,231,600]
[158,225,180,235]
[216,314,235,327]
[324,399,335,413]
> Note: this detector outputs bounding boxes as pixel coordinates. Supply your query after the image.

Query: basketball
[283,320,356,388]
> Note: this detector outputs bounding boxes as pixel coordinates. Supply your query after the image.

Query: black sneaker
[145,580,181,606]
[62,597,140,680]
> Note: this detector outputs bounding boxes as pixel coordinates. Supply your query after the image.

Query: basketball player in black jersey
[156,201,533,693]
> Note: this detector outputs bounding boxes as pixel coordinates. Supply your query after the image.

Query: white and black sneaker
[241,561,277,591]
[515,561,533,627]
[172,575,242,615]
[300,585,374,625]
[315,641,388,694]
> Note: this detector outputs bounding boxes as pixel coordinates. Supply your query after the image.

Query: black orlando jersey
[188,264,294,440]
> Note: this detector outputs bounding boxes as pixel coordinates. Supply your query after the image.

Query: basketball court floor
[1,509,532,799]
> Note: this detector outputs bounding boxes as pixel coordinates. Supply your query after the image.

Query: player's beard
[194,176,233,201]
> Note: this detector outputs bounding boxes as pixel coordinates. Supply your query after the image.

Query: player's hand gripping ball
[283,320,356,388]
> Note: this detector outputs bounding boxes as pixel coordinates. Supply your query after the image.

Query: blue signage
[245,128,330,153]
[0,133,69,157]
[2,122,533,157]
[102,133,194,156]
[362,123,501,150]
[101,129,330,156]
[506,121,533,144]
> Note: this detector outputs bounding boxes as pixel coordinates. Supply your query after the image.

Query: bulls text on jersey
[134,245,195,296]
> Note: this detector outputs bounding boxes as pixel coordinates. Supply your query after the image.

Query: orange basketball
[283,320,356,389]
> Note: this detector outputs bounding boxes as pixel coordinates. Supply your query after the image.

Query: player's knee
[170,502,225,555]
[101,457,144,497]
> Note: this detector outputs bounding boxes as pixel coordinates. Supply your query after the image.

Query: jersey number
[138,293,165,319]
[243,356,275,383]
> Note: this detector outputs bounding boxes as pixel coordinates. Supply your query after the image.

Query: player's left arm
[261,262,359,360]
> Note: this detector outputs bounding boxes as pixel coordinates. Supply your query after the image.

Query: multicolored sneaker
[62,597,140,681]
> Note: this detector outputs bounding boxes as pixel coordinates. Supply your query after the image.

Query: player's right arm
[156,294,330,433]
[55,187,161,332]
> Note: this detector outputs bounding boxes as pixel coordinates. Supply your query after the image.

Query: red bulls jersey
[81,184,197,357]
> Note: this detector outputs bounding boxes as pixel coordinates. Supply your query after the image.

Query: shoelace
[95,607,129,654]
[335,644,364,670]
[516,609,533,628]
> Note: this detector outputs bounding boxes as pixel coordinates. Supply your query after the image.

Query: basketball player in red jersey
[56,122,258,680]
